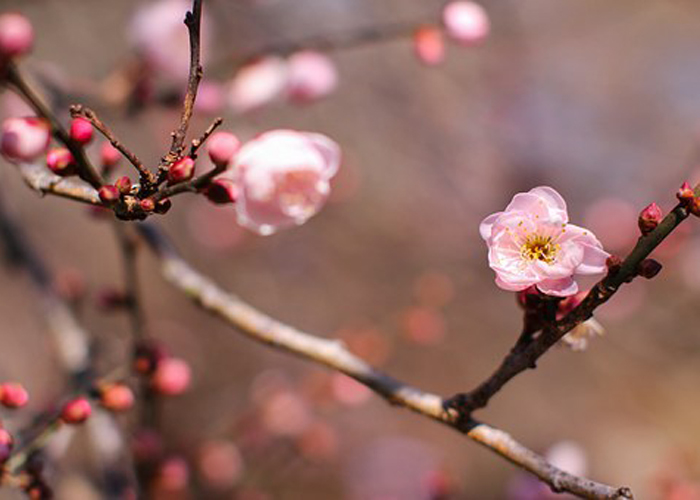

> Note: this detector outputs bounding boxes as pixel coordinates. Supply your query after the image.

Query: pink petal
[495,275,535,292]
[529,186,568,224]
[479,212,502,240]
[577,243,609,274]
[505,193,548,218]
[536,277,578,297]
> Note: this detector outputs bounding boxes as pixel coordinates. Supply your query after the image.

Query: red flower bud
[69,117,93,145]
[60,397,92,424]
[0,382,28,408]
[167,157,195,185]
[638,202,663,235]
[638,258,662,279]
[202,179,238,205]
[115,176,132,195]
[46,148,77,176]
[99,383,135,412]
[151,358,191,396]
[139,198,156,212]
[677,181,695,203]
[0,428,14,463]
[98,185,120,205]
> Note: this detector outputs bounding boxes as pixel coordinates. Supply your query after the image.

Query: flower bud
[139,197,156,212]
[0,428,13,463]
[677,181,695,203]
[442,1,490,46]
[690,197,700,218]
[151,358,191,396]
[99,383,135,412]
[638,258,662,279]
[0,117,50,163]
[413,26,445,66]
[98,185,120,205]
[202,178,238,205]
[154,198,172,214]
[60,397,92,424]
[0,13,33,60]
[638,202,663,235]
[100,142,121,170]
[69,117,93,145]
[114,176,132,195]
[207,132,240,167]
[46,148,77,176]
[0,382,28,408]
[167,157,195,185]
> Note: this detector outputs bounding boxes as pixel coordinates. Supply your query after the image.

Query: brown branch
[70,105,155,186]
[448,200,693,416]
[4,64,104,189]
[136,222,632,500]
[113,223,145,339]
[189,117,223,158]
[162,0,203,168]
[17,163,101,205]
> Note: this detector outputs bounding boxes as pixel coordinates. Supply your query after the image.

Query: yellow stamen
[520,234,560,264]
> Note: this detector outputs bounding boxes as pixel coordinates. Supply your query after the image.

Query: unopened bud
[0,382,28,408]
[100,142,121,170]
[151,358,191,396]
[98,383,135,412]
[0,13,33,60]
[677,181,695,204]
[139,198,155,212]
[134,340,168,375]
[167,157,195,185]
[638,202,663,235]
[46,148,77,176]
[0,117,50,163]
[207,132,240,167]
[60,397,92,424]
[98,185,120,205]
[202,178,238,205]
[638,258,662,279]
[115,176,132,195]
[69,117,93,145]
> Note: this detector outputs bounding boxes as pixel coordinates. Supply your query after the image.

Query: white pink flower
[226,130,340,235]
[442,1,490,46]
[0,117,50,163]
[480,186,609,297]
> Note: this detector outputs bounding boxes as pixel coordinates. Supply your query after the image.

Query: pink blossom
[227,130,340,235]
[286,50,338,103]
[227,56,288,113]
[0,117,50,163]
[480,186,609,297]
[128,0,211,83]
[442,1,490,46]
[413,26,446,66]
[0,13,33,60]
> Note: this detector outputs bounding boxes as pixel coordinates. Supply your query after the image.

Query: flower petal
[479,212,502,240]
[529,186,568,224]
[537,277,578,297]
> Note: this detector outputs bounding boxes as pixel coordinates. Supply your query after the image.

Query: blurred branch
[447,200,693,417]
[17,163,101,205]
[136,222,632,500]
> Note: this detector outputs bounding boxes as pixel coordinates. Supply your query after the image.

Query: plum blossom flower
[480,186,609,297]
[225,130,340,235]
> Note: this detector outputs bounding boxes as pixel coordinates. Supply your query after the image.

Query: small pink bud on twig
[207,132,240,167]
[202,178,238,205]
[0,428,13,463]
[638,258,662,279]
[413,26,445,66]
[100,142,121,170]
[0,13,33,60]
[98,185,120,205]
[151,358,191,396]
[98,383,135,412]
[167,157,195,185]
[677,181,695,203]
[69,117,93,145]
[139,197,156,212]
[0,117,50,163]
[114,176,132,195]
[46,148,77,176]
[0,382,28,408]
[638,202,663,235]
[60,397,92,424]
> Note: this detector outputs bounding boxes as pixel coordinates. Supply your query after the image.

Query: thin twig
[4,64,104,189]
[70,105,155,186]
[189,117,223,158]
[136,222,632,500]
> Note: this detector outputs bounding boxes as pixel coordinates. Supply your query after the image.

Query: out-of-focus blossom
[401,306,446,345]
[194,80,225,115]
[0,117,50,163]
[155,456,190,492]
[561,318,605,350]
[480,186,609,297]
[151,357,192,396]
[0,13,33,60]
[128,0,211,83]
[207,131,240,167]
[198,440,244,490]
[442,1,490,46]
[286,50,338,103]
[413,271,454,308]
[413,26,445,66]
[226,130,341,235]
[331,373,372,406]
[228,57,288,113]
[583,198,637,253]
[61,397,92,424]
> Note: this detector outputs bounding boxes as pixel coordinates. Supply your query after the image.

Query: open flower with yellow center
[480,187,609,296]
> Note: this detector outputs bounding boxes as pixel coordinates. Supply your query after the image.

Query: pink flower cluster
[480,187,609,297]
